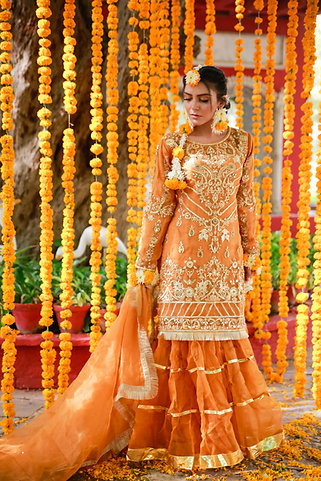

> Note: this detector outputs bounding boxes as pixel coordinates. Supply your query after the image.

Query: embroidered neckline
[186,127,231,146]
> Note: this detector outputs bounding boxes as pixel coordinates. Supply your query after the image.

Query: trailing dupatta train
[0,286,157,481]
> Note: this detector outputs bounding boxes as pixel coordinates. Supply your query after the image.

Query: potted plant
[2,248,44,334]
[52,258,91,333]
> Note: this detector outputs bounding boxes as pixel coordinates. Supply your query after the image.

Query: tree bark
[7,0,131,252]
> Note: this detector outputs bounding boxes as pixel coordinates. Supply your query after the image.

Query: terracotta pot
[54,304,90,333]
[13,303,44,334]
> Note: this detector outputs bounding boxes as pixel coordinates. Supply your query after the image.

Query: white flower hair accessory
[185,64,203,87]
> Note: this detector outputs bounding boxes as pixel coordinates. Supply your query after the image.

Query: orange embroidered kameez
[0,128,283,480]
[128,128,283,468]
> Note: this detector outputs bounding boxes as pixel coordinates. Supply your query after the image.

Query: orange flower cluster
[126,1,140,286]
[234,0,245,129]
[204,0,215,66]
[158,0,170,139]
[104,218,118,329]
[57,128,77,395]
[103,0,120,337]
[0,11,17,431]
[169,0,181,132]
[311,71,321,407]
[260,0,278,381]
[57,333,73,395]
[294,0,318,397]
[247,0,263,334]
[88,0,104,351]
[0,326,17,434]
[89,181,103,352]
[136,42,150,229]
[36,0,56,408]
[184,0,195,74]
[62,0,77,114]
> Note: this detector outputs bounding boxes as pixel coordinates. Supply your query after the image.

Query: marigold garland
[168,0,180,132]
[158,0,170,141]
[126,0,139,286]
[103,0,120,334]
[312,115,321,407]
[88,0,104,351]
[246,0,263,333]
[136,41,150,229]
[234,0,245,129]
[294,0,318,397]
[148,0,161,167]
[36,0,57,409]
[55,0,78,397]
[278,0,298,331]
[184,0,195,74]
[204,0,215,66]
[260,0,278,380]
[0,0,17,435]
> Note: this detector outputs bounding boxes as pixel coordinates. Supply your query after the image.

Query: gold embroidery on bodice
[136,128,259,341]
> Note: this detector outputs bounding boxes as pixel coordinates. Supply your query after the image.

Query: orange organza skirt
[0,286,283,480]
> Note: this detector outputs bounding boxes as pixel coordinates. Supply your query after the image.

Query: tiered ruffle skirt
[128,337,283,469]
[0,286,283,480]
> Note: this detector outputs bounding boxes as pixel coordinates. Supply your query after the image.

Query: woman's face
[183,82,222,129]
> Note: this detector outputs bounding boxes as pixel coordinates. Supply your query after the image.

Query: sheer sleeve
[135,136,177,278]
[236,133,260,263]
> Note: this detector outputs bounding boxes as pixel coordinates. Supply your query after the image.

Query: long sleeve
[236,133,260,258]
[136,136,177,273]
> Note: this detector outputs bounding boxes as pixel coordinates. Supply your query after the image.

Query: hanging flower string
[311,65,321,409]
[88,0,104,351]
[259,0,278,380]
[273,0,298,386]
[126,0,139,286]
[149,0,161,168]
[246,0,263,331]
[57,0,77,396]
[158,0,170,140]
[234,0,245,129]
[169,0,181,133]
[204,0,215,66]
[103,0,120,333]
[36,0,57,409]
[294,0,318,396]
[136,1,150,229]
[0,0,17,435]
[184,0,195,74]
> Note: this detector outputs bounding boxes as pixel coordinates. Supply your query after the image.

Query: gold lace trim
[127,431,284,469]
[137,392,269,416]
[154,354,255,374]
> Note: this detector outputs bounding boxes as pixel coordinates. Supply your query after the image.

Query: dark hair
[183,66,230,110]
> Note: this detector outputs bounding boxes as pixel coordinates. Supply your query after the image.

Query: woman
[127,65,283,468]
[0,66,283,480]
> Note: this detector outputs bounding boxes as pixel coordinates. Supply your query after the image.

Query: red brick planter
[0,334,91,389]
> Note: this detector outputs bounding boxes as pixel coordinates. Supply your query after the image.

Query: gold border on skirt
[127,432,284,470]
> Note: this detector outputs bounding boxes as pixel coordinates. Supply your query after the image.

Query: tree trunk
[7,0,131,252]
